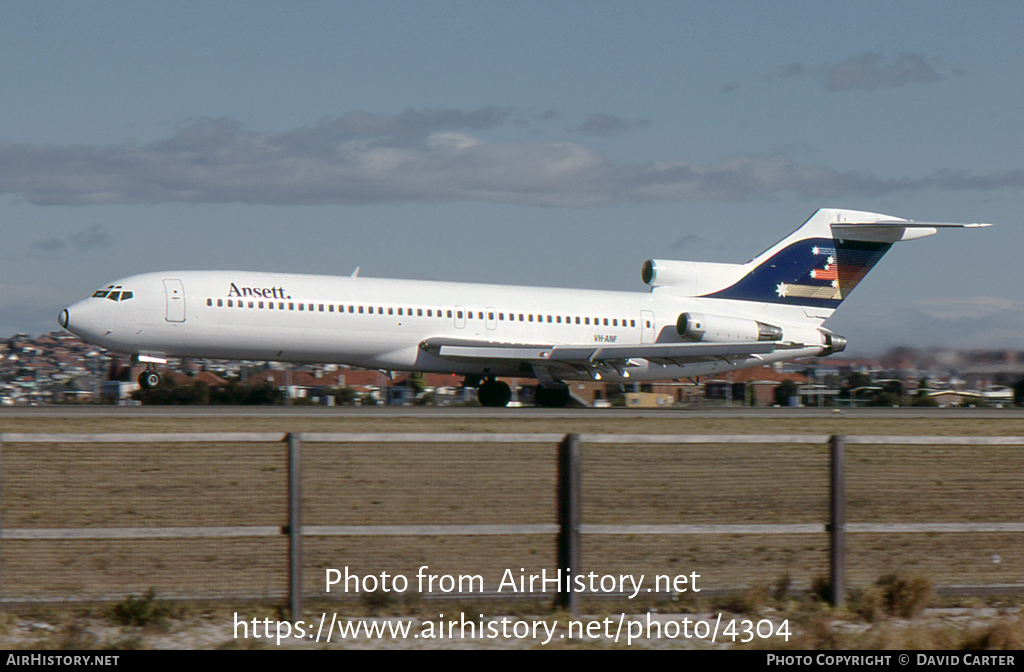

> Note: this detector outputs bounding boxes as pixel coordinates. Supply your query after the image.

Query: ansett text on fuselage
[227,283,292,300]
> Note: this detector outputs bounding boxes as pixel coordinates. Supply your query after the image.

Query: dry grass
[3,410,1024,436]
[0,411,1022,606]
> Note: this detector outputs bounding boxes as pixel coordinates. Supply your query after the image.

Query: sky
[2,1,1023,355]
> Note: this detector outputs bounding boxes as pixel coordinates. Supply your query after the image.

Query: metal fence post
[557,433,581,616]
[287,432,302,621]
[829,434,846,608]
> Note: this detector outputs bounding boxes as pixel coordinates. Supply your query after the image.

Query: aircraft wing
[421,338,775,368]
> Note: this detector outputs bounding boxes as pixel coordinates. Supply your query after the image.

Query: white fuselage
[61,270,828,383]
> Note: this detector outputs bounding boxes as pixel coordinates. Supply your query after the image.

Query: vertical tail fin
[705,208,944,310]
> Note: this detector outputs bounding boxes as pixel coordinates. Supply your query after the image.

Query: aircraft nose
[59,299,100,339]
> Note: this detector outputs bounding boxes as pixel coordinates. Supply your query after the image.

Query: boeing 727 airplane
[58,208,989,407]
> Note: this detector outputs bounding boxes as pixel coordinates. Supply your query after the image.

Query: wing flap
[427,339,775,365]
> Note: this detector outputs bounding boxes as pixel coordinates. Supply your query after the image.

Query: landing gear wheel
[534,384,570,408]
[477,379,512,407]
[139,370,161,390]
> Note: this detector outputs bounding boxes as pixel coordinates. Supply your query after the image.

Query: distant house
[703,367,809,406]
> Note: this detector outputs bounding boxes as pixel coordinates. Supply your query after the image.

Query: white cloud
[575,113,650,136]
[907,296,1024,320]
[770,52,944,92]
[1,110,1022,207]
[824,52,941,91]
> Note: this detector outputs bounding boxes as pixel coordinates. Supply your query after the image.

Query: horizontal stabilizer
[837,221,992,228]
[832,220,993,243]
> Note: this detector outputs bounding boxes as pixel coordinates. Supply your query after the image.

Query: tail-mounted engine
[676,312,783,343]
[817,331,847,357]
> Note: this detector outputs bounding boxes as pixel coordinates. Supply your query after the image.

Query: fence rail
[1,432,1022,616]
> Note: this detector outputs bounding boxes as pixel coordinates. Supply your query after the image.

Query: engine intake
[641,259,746,295]
[676,312,783,343]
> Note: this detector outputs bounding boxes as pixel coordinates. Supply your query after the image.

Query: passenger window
[217,299,223,307]
[207,298,212,306]
[585,318,590,325]
[319,304,324,312]
[631,319,636,327]
[646,320,651,328]
[457,311,463,319]
[289,303,295,310]
[259,301,264,309]
[299,304,304,311]
[268,302,274,309]
[447,310,453,318]
[478,312,484,320]
[426,309,432,317]
[613,319,618,326]
[279,302,285,310]
[349,306,355,313]
[519,314,524,321]
[388,307,394,315]
[227,299,233,307]
[603,318,608,326]
[328,305,334,313]
[556,316,561,324]
[528,315,534,322]
[468,312,473,319]
[358,306,364,314]
[248,301,254,308]
[547,315,552,323]
[488,312,494,320]
[418,309,423,317]
[575,317,580,324]
[499,313,504,321]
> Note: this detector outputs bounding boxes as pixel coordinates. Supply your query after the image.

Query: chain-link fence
[1,432,1021,613]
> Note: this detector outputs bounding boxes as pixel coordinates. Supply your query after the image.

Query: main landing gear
[476,377,512,408]
[534,383,571,408]
[138,368,161,390]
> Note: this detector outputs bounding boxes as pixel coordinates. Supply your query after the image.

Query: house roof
[704,367,808,384]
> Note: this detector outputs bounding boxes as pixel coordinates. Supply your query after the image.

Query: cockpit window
[94,288,133,301]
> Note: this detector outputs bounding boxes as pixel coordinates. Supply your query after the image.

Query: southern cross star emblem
[776,283,788,297]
